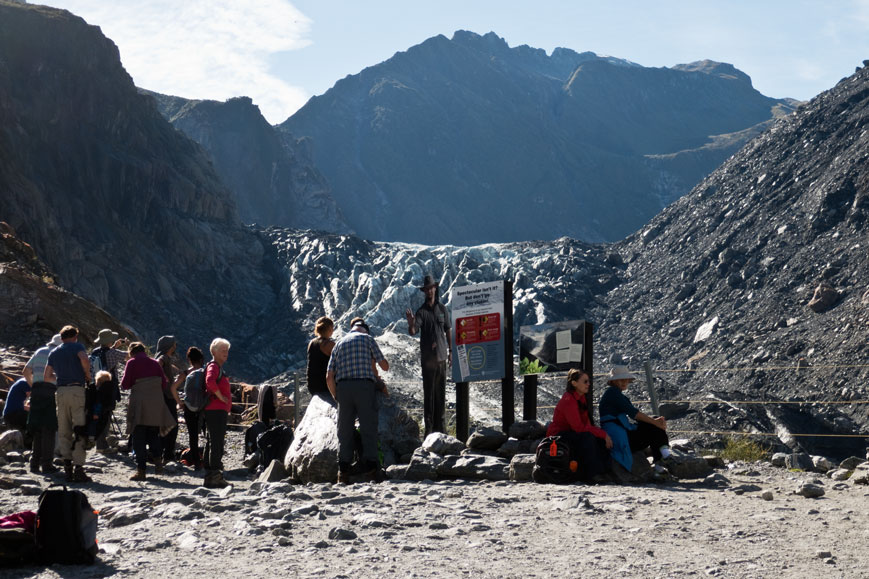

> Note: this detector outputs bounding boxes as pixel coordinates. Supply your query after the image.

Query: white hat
[48,334,63,347]
[606,365,637,384]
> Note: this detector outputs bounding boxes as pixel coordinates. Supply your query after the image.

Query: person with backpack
[155,335,181,463]
[43,325,92,483]
[171,346,206,470]
[121,342,175,481]
[22,333,62,386]
[546,368,612,483]
[203,338,232,488]
[405,274,452,436]
[89,329,128,452]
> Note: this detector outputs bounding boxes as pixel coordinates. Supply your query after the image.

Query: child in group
[88,371,115,447]
[27,379,58,474]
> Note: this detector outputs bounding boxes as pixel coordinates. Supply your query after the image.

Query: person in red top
[202,337,232,488]
[547,368,613,483]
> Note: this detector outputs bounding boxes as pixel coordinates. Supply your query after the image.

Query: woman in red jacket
[203,337,232,488]
[547,368,613,483]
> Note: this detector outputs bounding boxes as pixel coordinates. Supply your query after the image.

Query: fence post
[293,371,300,429]
[523,374,537,421]
[456,381,469,442]
[643,361,659,416]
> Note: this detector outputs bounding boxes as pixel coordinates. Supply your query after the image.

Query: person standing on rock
[155,335,181,463]
[598,365,671,475]
[203,338,233,489]
[43,325,93,483]
[307,316,336,404]
[405,274,452,436]
[121,342,175,481]
[327,318,389,484]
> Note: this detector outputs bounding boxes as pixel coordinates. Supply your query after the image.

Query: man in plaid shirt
[327,317,389,484]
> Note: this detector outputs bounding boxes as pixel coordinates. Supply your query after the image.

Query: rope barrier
[668,430,869,438]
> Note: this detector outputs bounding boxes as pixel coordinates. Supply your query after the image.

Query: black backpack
[35,486,98,565]
[257,423,294,467]
[531,436,577,484]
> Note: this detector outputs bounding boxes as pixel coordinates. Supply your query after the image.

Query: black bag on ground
[0,527,38,568]
[35,486,98,565]
[532,436,576,484]
[257,423,293,466]
[243,421,269,458]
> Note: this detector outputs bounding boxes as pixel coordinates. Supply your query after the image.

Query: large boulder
[284,391,422,483]
[377,395,422,464]
[508,420,546,440]
[509,454,535,482]
[285,394,339,483]
[422,432,465,456]
[808,283,839,313]
[466,426,508,450]
[0,430,24,454]
[437,454,510,481]
[665,452,713,479]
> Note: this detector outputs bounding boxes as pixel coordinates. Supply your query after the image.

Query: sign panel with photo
[450,280,505,382]
[519,320,586,374]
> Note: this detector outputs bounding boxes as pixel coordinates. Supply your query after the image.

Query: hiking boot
[29,463,40,474]
[72,465,92,483]
[337,471,351,485]
[41,464,59,474]
[203,472,229,489]
[64,460,73,481]
[130,469,147,482]
[153,457,164,475]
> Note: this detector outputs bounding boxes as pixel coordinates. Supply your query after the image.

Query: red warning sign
[455,313,501,345]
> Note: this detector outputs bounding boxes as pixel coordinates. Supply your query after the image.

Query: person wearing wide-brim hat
[598,364,671,473]
[404,274,452,436]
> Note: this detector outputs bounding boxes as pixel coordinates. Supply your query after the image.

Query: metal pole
[523,374,537,421]
[456,381,469,442]
[293,371,300,429]
[501,280,514,433]
[584,321,595,425]
[643,361,660,416]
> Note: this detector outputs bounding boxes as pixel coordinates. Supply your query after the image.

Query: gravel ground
[2,427,868,579]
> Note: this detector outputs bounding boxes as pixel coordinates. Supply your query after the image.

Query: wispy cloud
[43,0,312,123]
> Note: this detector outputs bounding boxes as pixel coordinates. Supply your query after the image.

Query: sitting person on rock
[546,368,612,483]
[598,365,671,475]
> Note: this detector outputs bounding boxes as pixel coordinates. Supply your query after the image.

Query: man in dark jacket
[405,274,452,436]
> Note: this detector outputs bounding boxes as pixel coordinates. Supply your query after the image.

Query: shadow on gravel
[1,561,119,578]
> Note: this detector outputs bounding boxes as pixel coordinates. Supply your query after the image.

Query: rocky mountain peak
[672,59,753,85]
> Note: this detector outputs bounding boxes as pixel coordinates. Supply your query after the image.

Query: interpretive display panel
[450,280,505,382]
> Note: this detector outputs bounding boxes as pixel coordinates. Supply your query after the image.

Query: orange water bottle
[549,440,558,457]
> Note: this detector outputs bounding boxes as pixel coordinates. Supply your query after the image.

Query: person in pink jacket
[546,368,613,483]
[202,338,232,488]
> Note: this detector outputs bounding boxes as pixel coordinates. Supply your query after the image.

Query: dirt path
[2,436,867,579]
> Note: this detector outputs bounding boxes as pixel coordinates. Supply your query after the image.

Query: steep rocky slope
[593,63,869,458]
[146,92,349,234]
[0,1,278,376]
[0,222,133,362]
[280,30,793,244]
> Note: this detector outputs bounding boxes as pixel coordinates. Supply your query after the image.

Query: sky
[40,0,869,124]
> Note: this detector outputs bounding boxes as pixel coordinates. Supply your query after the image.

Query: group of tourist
[2,325,234,488]
[547,365,671,482]
[3,272,667,488]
